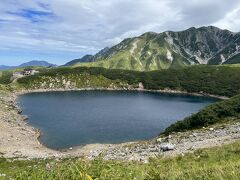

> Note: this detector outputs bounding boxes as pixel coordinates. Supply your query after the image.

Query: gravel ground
[99,121,240,162]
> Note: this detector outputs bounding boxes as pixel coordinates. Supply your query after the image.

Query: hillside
[64,55,95,66]
[66,26,240,71]
[0,66,50,85]
[17,65,240,97]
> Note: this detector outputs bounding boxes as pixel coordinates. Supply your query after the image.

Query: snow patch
[165,32,174,45]
[220,54,226,64]
[166,50,173,61]
[237,45,240,51]
[194,55,207,64]
[138,47,143,56]
[130,39,140,55]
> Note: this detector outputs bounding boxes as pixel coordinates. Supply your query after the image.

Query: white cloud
[0,0,240,65]
[214,8,240,32]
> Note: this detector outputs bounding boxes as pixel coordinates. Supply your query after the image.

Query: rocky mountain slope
[66,26,240,71]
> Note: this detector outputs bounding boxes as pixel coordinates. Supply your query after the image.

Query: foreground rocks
[99,120,240,162]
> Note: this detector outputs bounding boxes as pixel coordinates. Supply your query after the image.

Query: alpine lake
[18,90,218,149]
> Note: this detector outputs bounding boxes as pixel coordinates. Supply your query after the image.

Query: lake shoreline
[15,87,229,100]
[0,87,235,161]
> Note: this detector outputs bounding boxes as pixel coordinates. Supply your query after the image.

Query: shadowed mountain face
[66,26,240,71]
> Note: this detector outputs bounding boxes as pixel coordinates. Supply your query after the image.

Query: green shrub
[163,94,240,134]
[17,65,240,97]
[0,71,12,84]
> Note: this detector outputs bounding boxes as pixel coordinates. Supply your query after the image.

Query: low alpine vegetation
[164,94,240,134]
[1,141,240,179]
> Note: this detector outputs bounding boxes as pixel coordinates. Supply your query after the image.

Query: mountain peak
[65,26,240,70]
[0,60,56,70]
[19,60,57,68]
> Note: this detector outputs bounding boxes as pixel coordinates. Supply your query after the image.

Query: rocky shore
[15,86,229,100]
[0,89,59,158]
[0,87,238,162]
[100,120,240,162]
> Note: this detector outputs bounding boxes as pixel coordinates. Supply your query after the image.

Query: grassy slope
[0,67,48,85]
[164,94,240,134]
[16,67,133,90]
[1,141,240,179]
[17,65,240,97]
[74,33,187,71]
[0,70,13,84]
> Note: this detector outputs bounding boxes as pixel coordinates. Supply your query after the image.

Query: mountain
[66,26,240,71]
[18,60,56,68]
[64,55,94,66]
[0,65,12,70]
[64,47,111,66]
[0,61,57,70]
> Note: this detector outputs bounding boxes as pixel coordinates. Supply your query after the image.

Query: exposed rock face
[138,82,144,90]
[67,26,240,71]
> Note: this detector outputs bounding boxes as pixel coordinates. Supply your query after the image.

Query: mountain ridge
[0,60,57,70]
[65,26,240,71]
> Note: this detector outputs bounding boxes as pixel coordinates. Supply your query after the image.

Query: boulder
[160,143,175,151]
[22,115,28,121]
[156,138,162,143]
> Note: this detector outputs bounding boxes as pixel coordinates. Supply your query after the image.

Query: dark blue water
[18,91,218,149]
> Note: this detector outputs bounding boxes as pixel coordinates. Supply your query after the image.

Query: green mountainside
[66,26,240,71]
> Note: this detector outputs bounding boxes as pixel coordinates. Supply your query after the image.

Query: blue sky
[0,0,240,66]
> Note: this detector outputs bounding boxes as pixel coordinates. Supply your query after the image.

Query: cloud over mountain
[0,0,240,65]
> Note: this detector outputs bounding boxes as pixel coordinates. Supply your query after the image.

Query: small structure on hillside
[12,68,39,79]
[22,68,39,76]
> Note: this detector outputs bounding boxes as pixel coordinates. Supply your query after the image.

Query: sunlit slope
[66,26,240,71]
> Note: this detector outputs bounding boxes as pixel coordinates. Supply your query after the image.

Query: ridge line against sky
[0,0,240,66]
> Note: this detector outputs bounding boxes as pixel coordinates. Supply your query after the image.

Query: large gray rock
[160,143,175,151]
